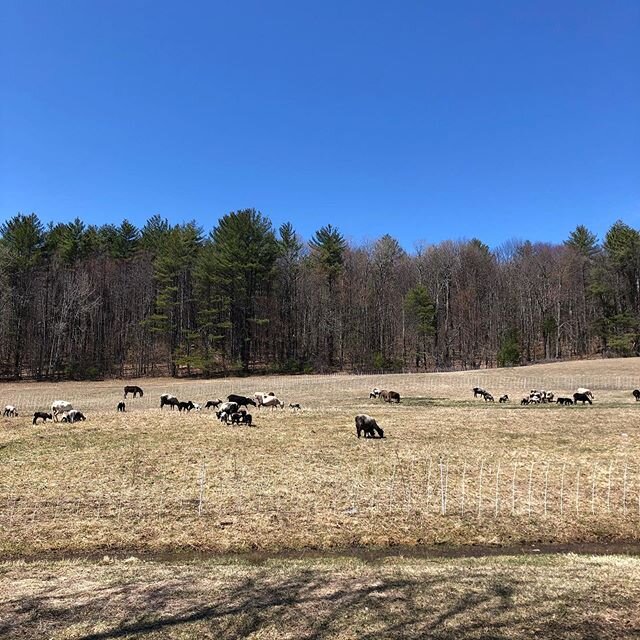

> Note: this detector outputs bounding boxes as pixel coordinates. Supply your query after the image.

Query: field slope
[1,358,640,556]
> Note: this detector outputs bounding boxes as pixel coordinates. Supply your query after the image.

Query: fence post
[527,462,534,516]
[560,463,566,516]
[439,458,445,516]
[511,461,517,516]
[477,460,484,519]
[591,463,597,515]
[607,461,613,512]
[424,457,432,512]
[461,461,467,516]
[543,462,549,517]
[495,461,501,517]
[623,463,628,515]
[198,459,207,516]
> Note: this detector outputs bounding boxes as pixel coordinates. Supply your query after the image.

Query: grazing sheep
[254,391,275,408]
[633,390,640,401]
[261,395,284,410]
[205,399,222,410]
[160,394,179,410]
[218,401,239,415]
[178,401,195,412]
[499,395,509,403]
[51,400,73,422]
[573,392,592,405]
[123,385,144,398]
[483,392,494,402]
[117,402,126,412]
[556,397,574,405]
[32,412,53,424]
[230,412,253,426]
[473,387,487,398]
[3,405,18,417]
[62,410,86,423]
[227,394,257,408]
[378,390,400,403]
[355,415,384,439]
[289,403,301,411]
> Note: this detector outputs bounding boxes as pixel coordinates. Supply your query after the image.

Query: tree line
[0,210,638,380]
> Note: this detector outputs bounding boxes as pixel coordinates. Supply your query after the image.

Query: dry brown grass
[1,358,640,556]
[2,553,639,639]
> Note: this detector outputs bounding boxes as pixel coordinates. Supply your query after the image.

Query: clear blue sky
[1,1,638,250]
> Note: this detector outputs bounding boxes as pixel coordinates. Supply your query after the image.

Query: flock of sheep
[4,381,640,440]
[472,386,598,405]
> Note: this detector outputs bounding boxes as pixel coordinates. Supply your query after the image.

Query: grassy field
[2,553,639,639]
[1,358,640,556]
[2,359,640,638]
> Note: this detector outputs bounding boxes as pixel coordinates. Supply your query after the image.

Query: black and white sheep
[32,412,53,424]
[3,405,18,417]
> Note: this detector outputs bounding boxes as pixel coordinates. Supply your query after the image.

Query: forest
[0,210,638,380]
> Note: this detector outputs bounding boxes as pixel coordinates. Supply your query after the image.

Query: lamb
[3,405,18,417]
[483,392,494,402]
[369,388,382,399]
[62,410,86,423]
[556,397,574,405]
[633,390,640,401]
[289,403,301,411]
[498,395,509,403]
[178,401,195,412]
[32,412,53,424]
[205,399,222,410]
[215,410,230,424]
[230,412,253,426]
[117,401,126,412]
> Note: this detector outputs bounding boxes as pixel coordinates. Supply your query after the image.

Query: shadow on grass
[2,566,631,639]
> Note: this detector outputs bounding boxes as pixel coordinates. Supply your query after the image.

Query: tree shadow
[1,565,636,639]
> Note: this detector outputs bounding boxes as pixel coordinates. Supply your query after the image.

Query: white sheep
[51,400,73,422]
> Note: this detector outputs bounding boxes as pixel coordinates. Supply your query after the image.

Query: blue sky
[1,0,638,250]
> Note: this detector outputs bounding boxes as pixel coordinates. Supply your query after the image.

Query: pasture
[2,358,640,557]
[3,358,640,638]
